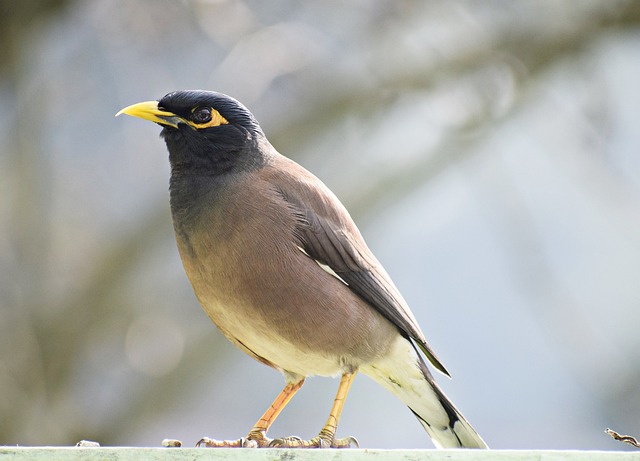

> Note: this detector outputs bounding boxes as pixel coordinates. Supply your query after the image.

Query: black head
[157,90,262,136]
[117,90,266,175]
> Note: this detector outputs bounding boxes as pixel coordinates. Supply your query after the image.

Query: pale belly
[200,295,346,378]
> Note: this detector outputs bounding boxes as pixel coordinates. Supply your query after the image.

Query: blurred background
[1,0,640,450]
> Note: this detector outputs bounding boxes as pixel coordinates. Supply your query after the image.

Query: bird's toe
[332,435,359,448]
[196,437,242,448]
[268,434,358,449]
[196,429,274,448]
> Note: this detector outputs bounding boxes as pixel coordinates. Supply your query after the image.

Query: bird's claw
[269,434,358,448]
[336,436,359,448]
[196,437,242,448]
[196,431,272,448]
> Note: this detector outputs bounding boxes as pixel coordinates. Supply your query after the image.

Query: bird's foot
[269,434,358,449]
[197,430,272,448]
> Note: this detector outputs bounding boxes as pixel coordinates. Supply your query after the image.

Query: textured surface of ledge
[1,448,639,461]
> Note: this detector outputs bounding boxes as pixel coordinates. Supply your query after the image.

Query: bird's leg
[270,372,359,448]
[197,379,305,448]
[244,379,305,447]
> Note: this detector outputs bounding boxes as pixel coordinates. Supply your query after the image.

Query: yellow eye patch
[187,107,229,129]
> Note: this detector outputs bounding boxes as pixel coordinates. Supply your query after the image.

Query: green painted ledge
[0,448,638,461]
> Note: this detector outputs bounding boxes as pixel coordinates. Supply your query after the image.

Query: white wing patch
[296,246,349,286]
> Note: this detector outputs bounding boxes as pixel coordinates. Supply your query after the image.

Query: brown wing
[265,154,451,377]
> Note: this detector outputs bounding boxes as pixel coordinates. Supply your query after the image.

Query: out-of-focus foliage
[1,0,639,450]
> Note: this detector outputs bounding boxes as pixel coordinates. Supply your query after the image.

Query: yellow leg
[247,380,305,442]
[318,372,356,442]
[270,372,359,448]
[197,379,305,448]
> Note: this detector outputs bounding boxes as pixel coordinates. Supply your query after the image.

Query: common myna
[117,90,487,449]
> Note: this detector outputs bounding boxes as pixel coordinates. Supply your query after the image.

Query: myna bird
[116,90,487,449]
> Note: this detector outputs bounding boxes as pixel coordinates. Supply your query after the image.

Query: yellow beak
[116,100,182,128]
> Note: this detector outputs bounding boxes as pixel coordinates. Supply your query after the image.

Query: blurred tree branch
[0,0,72,75]
[272,0,640,224]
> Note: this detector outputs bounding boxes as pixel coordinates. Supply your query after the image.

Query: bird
[116,90,488,449]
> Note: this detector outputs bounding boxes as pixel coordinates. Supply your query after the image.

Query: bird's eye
[192,107,212,124]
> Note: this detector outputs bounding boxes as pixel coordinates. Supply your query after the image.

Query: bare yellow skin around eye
[188,108,229,129]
